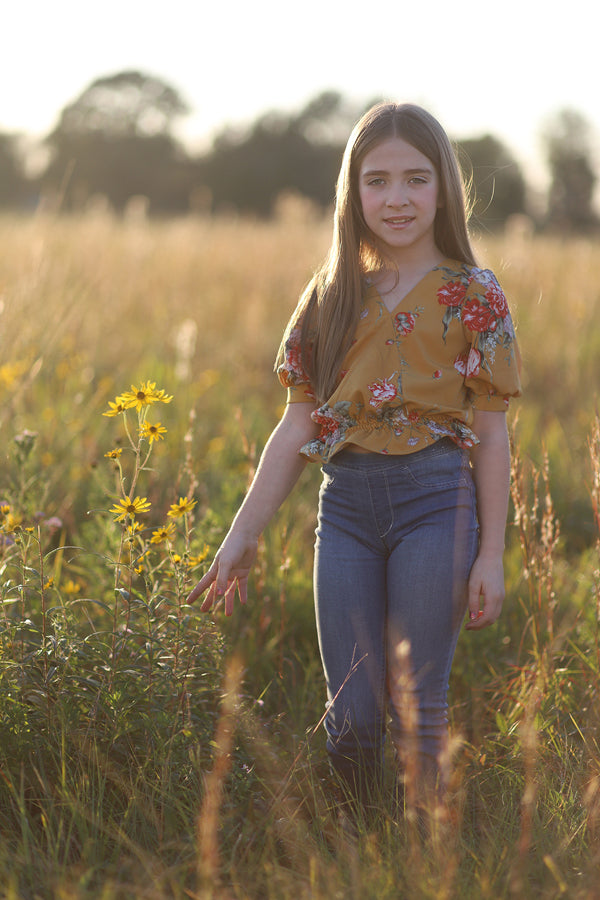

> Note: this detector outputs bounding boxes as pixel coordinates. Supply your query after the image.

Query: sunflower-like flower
[110,496,151,522]
[150,523,176,544]
[140,421,167,444]
[2,512,22,534]
[119,381,173,412]
[167,496,197,519]
[154,388,173,404]
[103,398,128,417]
[62,579,81,596]
[186,544,210,567]
[104,448,123,459]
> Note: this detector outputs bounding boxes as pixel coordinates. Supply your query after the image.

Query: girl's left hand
[465,553,505,630]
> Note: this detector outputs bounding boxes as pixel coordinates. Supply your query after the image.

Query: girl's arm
[187,402,319,616]
[466,409,511,631]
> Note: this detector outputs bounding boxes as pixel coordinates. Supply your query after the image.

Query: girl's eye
[368,178,385,186]
[410,176,428,185]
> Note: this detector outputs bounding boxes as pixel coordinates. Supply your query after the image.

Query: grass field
[1,208,600,898]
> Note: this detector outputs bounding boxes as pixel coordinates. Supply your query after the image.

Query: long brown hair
[276,102,477,404]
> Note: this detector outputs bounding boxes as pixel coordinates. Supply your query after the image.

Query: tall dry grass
[1,208,600,898]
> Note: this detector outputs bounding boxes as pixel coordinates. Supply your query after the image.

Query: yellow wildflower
[186,544,210,567]
[140,421,167,444]
[103,397,128,417]
[0,360,28,389]
[62,579,81,596]
[126,521,143,536]
[154,388,173,404]
[110,496,151,522]
[120,381,162,411]
[104,448,123,459]
[2,512,22,533]
[150,523,176,544]
[167,496,197,519]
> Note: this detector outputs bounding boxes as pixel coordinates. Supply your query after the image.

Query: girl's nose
[386,187,409,208]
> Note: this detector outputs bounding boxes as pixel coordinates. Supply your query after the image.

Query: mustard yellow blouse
[277,260,522,464]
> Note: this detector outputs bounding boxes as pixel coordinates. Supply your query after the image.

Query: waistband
[324,438,463,472]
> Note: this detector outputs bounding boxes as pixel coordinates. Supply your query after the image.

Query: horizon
[3,0,599,194]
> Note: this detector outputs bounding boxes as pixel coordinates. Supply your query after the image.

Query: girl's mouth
[384,216,414,226]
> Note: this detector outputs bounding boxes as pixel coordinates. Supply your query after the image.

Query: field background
[1,209,600,899]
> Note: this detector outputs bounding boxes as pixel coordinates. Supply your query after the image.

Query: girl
[187,102,521,814]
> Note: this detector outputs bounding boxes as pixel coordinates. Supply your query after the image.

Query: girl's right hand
[185,530,259,616]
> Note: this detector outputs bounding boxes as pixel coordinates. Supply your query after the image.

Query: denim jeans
[313,438,479,803]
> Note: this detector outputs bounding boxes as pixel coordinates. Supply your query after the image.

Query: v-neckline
[371,259,450,315]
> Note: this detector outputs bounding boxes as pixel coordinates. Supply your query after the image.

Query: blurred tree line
[0,70,598,232]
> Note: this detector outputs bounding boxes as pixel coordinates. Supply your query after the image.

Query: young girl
[187,102,521,813]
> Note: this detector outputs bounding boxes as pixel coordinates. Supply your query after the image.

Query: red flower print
[454,351,468,376]
[284,328,309,379]
[433,370,442,379]
[320,418,339,438]
[462,297,498,333]
[313,408,339,438]
[437,281,466,307]
[485,282,509,318]
[368,376,398,408]
[466,348,482,377]
[287,343,302,372]
[454,348,482,378]
[394,311,417,336]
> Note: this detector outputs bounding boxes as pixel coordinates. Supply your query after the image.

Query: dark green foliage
[457,134,527,230]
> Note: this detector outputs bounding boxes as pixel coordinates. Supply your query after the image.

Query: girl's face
[358,136,441,265]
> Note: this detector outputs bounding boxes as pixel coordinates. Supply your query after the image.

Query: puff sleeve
[459,269,522,410]
[276,325,316,404]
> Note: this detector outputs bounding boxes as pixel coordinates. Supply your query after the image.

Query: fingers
[224,580,238,617]
[187,556,248,616]
[465,556,505,631]
[465,583,503,630]
[467,574,483,624]
[197,577,244,616]
[186,549,231,606]
[186,564,217,605]
[199,581,218,612]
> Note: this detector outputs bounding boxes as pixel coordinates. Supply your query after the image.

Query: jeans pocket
[405,444,467,489]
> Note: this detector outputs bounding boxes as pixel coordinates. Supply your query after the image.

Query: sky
[3,0,598,190]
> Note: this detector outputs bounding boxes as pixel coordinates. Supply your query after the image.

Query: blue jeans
[313,438,479,803]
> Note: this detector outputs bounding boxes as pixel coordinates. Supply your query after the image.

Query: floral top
[277,260,522,463]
